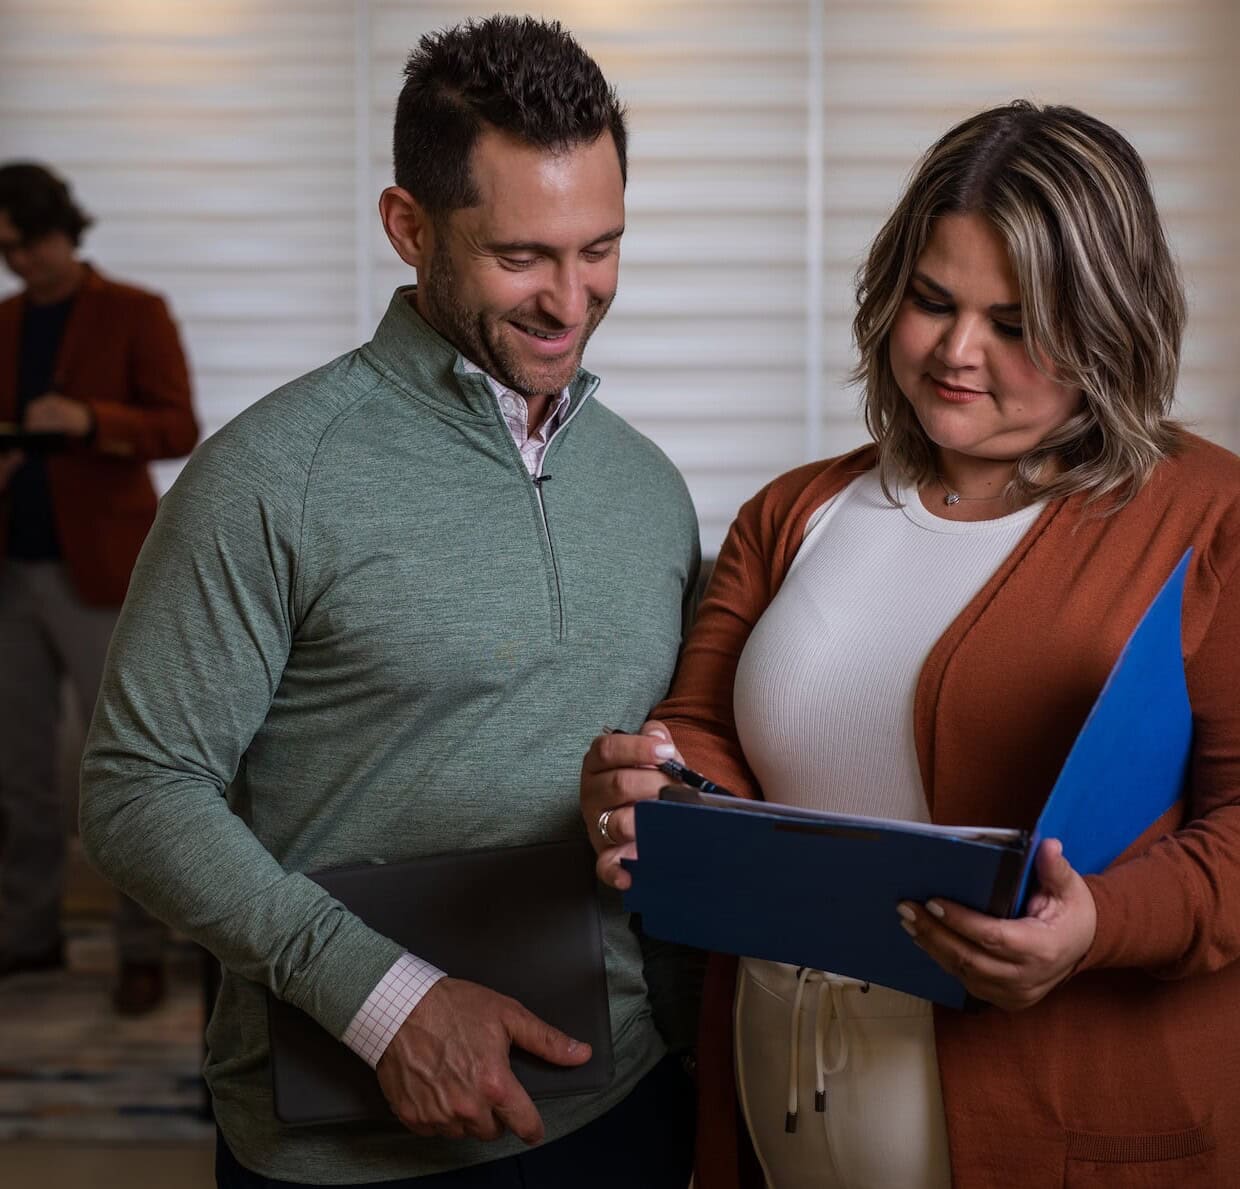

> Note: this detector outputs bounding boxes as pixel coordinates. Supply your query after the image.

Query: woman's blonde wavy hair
[853,101,1185,509]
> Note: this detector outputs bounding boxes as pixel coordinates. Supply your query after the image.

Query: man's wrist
[341,953,446,1068]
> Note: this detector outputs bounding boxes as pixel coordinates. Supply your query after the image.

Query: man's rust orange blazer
[0,264,199,606]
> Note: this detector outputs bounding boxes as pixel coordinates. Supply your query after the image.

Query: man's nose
[538,264,587,328]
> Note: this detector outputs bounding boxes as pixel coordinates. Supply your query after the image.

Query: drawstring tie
[785,967,869,1133]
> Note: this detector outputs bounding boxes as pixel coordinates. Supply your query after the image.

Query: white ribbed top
[733,469,1042,820]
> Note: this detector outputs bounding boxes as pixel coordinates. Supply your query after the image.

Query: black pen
[602,727,738,798]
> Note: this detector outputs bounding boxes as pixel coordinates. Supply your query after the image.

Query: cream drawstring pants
[735,957,952,1189]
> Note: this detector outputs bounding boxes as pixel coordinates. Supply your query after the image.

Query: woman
[581,102,1240,1188]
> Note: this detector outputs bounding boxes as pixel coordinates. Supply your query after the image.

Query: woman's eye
[911,294,951,315]
[993,321,1024,340]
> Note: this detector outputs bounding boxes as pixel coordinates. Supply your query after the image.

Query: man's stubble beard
[419,241,612,397]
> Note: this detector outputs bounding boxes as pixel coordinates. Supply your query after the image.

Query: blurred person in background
[583,101,1240,1188]
[80,16,699,1189]
[0,162,198,1014]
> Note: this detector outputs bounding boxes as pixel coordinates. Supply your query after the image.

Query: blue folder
[623,551,1193,1009]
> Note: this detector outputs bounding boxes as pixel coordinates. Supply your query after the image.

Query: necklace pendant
[944,491,961,506]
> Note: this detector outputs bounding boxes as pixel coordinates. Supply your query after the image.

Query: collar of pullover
[362,285,600,424]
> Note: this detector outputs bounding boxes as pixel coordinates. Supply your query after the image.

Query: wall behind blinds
[0,1,1234,553]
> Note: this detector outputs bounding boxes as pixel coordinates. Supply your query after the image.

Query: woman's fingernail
[900,918,918,938]
[653,743,676,758]
[925,901,945,920]
[897,902,916,923]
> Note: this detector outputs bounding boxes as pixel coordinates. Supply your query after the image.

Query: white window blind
[818,0,1238,494]
[0,1,1234,554]
[0,0,361,495]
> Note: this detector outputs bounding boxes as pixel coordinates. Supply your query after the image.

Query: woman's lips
[931,378,991,403]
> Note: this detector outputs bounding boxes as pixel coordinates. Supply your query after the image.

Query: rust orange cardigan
[657,435,1240,1188]
[0,264,199,605]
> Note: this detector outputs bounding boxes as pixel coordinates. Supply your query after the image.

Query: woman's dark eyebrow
[912,271,1021,315]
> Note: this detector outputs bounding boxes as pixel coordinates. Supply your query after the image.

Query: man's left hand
[24,392,93,437]
[897,838,1097,1011]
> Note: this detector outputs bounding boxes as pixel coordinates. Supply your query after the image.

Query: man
[81,16,699,1188]
[0,162,198,1013]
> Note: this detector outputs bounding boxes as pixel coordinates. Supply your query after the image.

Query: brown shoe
[113,961,166,1015]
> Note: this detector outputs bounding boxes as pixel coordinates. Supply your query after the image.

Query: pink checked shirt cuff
[340,953,446,1068]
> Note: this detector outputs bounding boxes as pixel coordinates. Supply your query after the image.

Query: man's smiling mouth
[512,321,572,342]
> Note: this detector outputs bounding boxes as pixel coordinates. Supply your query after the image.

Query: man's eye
[911,294,951,315]
[500,256,535,270]
[582,246,614,263]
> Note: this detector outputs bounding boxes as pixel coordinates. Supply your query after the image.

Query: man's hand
[0,451,21,492]
[897,838,1097,1011]
[580,720,683,891]
[376,977,591,1143]
[24,392,93,437]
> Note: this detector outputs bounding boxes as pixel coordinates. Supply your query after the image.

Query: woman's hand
[896,838,1097,1011]
[580,720,683,890]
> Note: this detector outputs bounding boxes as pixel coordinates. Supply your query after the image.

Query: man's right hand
[580,720,683,890]
[375,977,591,1144]
[0,451,22,493]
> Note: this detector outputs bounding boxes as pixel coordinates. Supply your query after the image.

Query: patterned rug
[0,922,214,1143]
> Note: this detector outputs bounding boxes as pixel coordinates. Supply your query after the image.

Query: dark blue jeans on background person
[216,1054,695,1188]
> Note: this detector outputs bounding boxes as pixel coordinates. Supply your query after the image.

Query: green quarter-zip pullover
[81,290,699,1182]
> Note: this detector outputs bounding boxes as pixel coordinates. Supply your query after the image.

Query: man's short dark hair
[0,162,93,246]
[394,15,627,214]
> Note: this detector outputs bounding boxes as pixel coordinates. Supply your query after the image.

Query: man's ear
[379,186,435,269]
